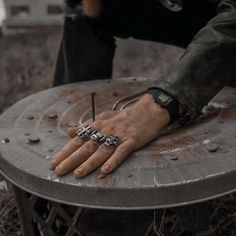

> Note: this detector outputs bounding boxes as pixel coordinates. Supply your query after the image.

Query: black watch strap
[148,89,179,123]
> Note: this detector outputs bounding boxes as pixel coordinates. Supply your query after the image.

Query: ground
[0,26,235,236]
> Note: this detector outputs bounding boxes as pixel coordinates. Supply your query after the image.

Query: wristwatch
[148,88,179,123]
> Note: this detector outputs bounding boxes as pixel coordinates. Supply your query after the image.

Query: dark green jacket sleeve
[151,0,236,120]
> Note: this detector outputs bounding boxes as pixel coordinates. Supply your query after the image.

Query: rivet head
[2,138,10,144]
[27,137,40,144]
[27,115,34,120]
[46,113,58,119]
[205,143,219,152]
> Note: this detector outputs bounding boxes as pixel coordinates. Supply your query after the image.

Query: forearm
[151,0,236,121]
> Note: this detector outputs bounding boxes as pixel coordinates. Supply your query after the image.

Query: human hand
[50,94,170,178]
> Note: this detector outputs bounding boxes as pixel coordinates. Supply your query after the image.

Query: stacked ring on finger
[76,125,120,148]
[90,130,107,144]
[76,125,94,142]
[104,136,120,148]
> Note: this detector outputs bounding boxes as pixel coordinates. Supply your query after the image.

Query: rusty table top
[0,78,236,210]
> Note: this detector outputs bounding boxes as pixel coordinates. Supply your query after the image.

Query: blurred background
[0,0,183,114]
[0,1,235,235]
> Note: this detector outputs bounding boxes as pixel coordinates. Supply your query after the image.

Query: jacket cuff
[149,80,202,122]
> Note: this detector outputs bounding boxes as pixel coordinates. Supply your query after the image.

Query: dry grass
[0,186,21,236]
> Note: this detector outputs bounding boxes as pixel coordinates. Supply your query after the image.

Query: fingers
[53,135,135,177]
[74,144,115,178]
[51,137,84,169]
[101,140,135,174]
[55,140,99,176]
[52,138,135,177]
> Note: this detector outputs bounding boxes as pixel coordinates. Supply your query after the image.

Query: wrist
[140,94,171,126]
[148,88,179,123]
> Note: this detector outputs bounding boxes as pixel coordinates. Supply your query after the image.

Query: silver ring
[90,131,106,144]
[76,125,94,142]
[104,136,120,148]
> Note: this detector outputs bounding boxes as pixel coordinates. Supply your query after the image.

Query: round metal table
[0,78,236,235]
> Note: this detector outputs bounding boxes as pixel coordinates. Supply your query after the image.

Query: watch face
[159,93,170,103]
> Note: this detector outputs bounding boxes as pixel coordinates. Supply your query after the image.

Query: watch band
[148,89,179,123]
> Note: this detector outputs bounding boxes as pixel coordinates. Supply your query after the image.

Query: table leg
[13,185,209,236]
[13,185,84,236]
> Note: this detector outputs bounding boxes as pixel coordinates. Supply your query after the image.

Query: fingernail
[102,165,110,173]
[75,168,84,177]
[55,165,64,176]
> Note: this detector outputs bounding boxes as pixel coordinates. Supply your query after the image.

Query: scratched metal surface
[0,77,236,210]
